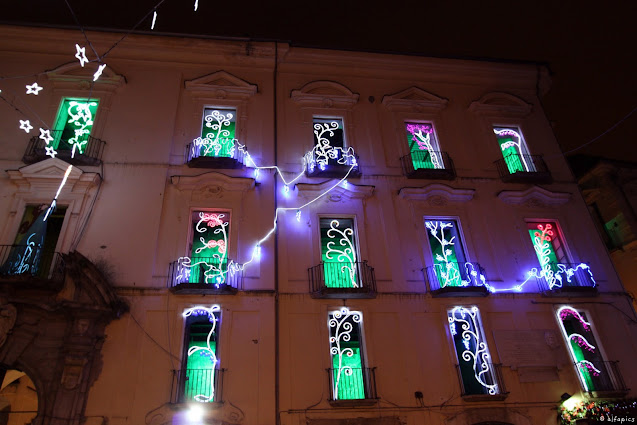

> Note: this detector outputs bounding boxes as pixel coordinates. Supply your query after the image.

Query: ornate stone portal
[0,251,128,425]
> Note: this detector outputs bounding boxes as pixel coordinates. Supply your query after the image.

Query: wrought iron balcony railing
[23,131,105,166]
[327,367,377,402]
[0,244,64,280]
[171,367,225,404]
[455,363,507,398]
[494,153,551,183]
[400,151,456,180]
[575,361,629,396]
[423,261,489,296]
[308,261,376,298]
[535,262,597,294]
[305,148,361,178]
[185,138,246,168]
[168,257,243,293]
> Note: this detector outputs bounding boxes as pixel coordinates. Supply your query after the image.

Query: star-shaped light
[39,128,53,145]
[93,64,106,81]
[19,119,33,133]
[75,44,88,67]
[25,83,43,95]
[45,146,57,158]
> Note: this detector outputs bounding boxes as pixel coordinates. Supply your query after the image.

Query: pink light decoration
[570,334,596,352]
[405,123,432,135]
[559,307,591,331]
[204,239,226,253]
[201,213,225,227]
[533,223,554,243]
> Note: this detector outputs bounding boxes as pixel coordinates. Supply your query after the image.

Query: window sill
[586,389,629,399]
[311,287,376,299]
[328,398,378,407]
[499,170,552,184]
[430,286,489,297]
[461,393,508,402]
[541,286,598,297]
[405,167,456,180]
[169,282,238,295]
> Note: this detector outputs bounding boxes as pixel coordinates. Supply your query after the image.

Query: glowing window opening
[447,306,499,395]
[493,126,534,173]
[320,218,360,288]
[405,122,443,170]
[52,98,99,157]
[186,210,230,286]
[328,307,366,400]
[192,107,237,159]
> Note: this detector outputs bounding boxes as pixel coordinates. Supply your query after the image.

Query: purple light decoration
[559,307,591,331]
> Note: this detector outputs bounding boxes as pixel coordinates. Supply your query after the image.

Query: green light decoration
[53,98,99,157]
[320,219,358,288]
[183,306,220,403]
[187,212,229,286]
[494,127,532,174]
[328,308,365,400]
[192,108,236,158]
[405,122,442,170]
[425,220,466,287]
[560,399,637,425]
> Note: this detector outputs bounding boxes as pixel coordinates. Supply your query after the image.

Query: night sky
[2,0,635,162]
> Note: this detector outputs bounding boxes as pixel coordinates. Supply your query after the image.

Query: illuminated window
[493,126,534,173]
[328,308,366,400]
[306,117,357,173]
[187,211,230,285]
[447,306,500,395]
[193,107,237,159]
[182,306,220,402]
[52,98,99,156]
[320,218,359,288]
[557,307,609,392]
[527,220,572,289]
[424,219,474,288]
[0,205,66,277]
[405,122,443,170]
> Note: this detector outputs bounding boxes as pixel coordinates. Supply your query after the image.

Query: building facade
[0,25,636,425]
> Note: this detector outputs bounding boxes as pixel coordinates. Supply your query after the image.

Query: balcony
[308,261,376,298]
[23,131,105,166]
[578,361,629,398]
[400,151,456,180]
[536,262,598,296]
[456,363,507,401]
[494,154,551,184]
[0,244,65,281]
[168,257,243,294]
[171,367,225,404]
[305,148,361,178]
[423,262,489,297]
[185,138,246,169]
[327,367,377,406]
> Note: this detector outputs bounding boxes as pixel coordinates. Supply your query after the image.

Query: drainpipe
[273,41,280,425]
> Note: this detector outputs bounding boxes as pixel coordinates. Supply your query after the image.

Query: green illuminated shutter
[53,98,99,153]
[329,310,365,400]
[320,218,358,288]
[184,312,219,402]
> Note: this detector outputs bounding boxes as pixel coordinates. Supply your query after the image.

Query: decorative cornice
[398,183,475,203]
[468,92,532,118]
[6,158,100,193]
[170,171,255,192]
[381,86,448,113]
[185,70,258,101]
[290,80,359,109]
[46,62,126,94]
[497,186,571,206]
[296,180,374,201]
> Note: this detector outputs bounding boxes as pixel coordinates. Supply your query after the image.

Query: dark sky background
[2,1,635,163]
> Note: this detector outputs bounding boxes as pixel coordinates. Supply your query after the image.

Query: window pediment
[170,171,255,192]
[296,180,374,201]
[7,158,100,193]
[497,186,571,206]
[468,92,532,118]
[382,86,448,113]
[185,71,257,101]
[46,62,126,94]
[291,81,359,109]
[398,183,474,203]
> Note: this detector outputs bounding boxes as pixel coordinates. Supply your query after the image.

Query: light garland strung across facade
[447,306,498,395]
[483,263,596,293]
[182,305,220,403]
[328,307,364,400]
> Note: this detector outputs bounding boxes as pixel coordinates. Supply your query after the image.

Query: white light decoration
[44,165,73,222]
[93,64,106,81]
[182,305,220,402]
[325,219,358,288]
[25,82,43,95]
[494,128,531,171]
[75,44,89,67]
[65,100,98,157]
[328,307,362,400]
[194,0,199,10]
[485,262,596,293]
[448,306,498,395]
[45,146,57,158]
[19,119,33,133]
[39,128,53,145]
[305,121,357,173]
[191,109,237,160]
[406,123,442,169]
[151,11,158,30]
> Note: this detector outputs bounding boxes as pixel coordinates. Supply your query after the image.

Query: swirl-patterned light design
[328,307,362,400]
[66,100,98,158]
[305,121,357,173]
[448,306,498,395]
[325,220,358,288]
[192,109,236,158]
[183,305,220,402]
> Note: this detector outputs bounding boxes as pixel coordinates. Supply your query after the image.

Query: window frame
[318,216,362,289]
[194,106,239,159]
[493,125,535,173]
[403,120,444,170]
